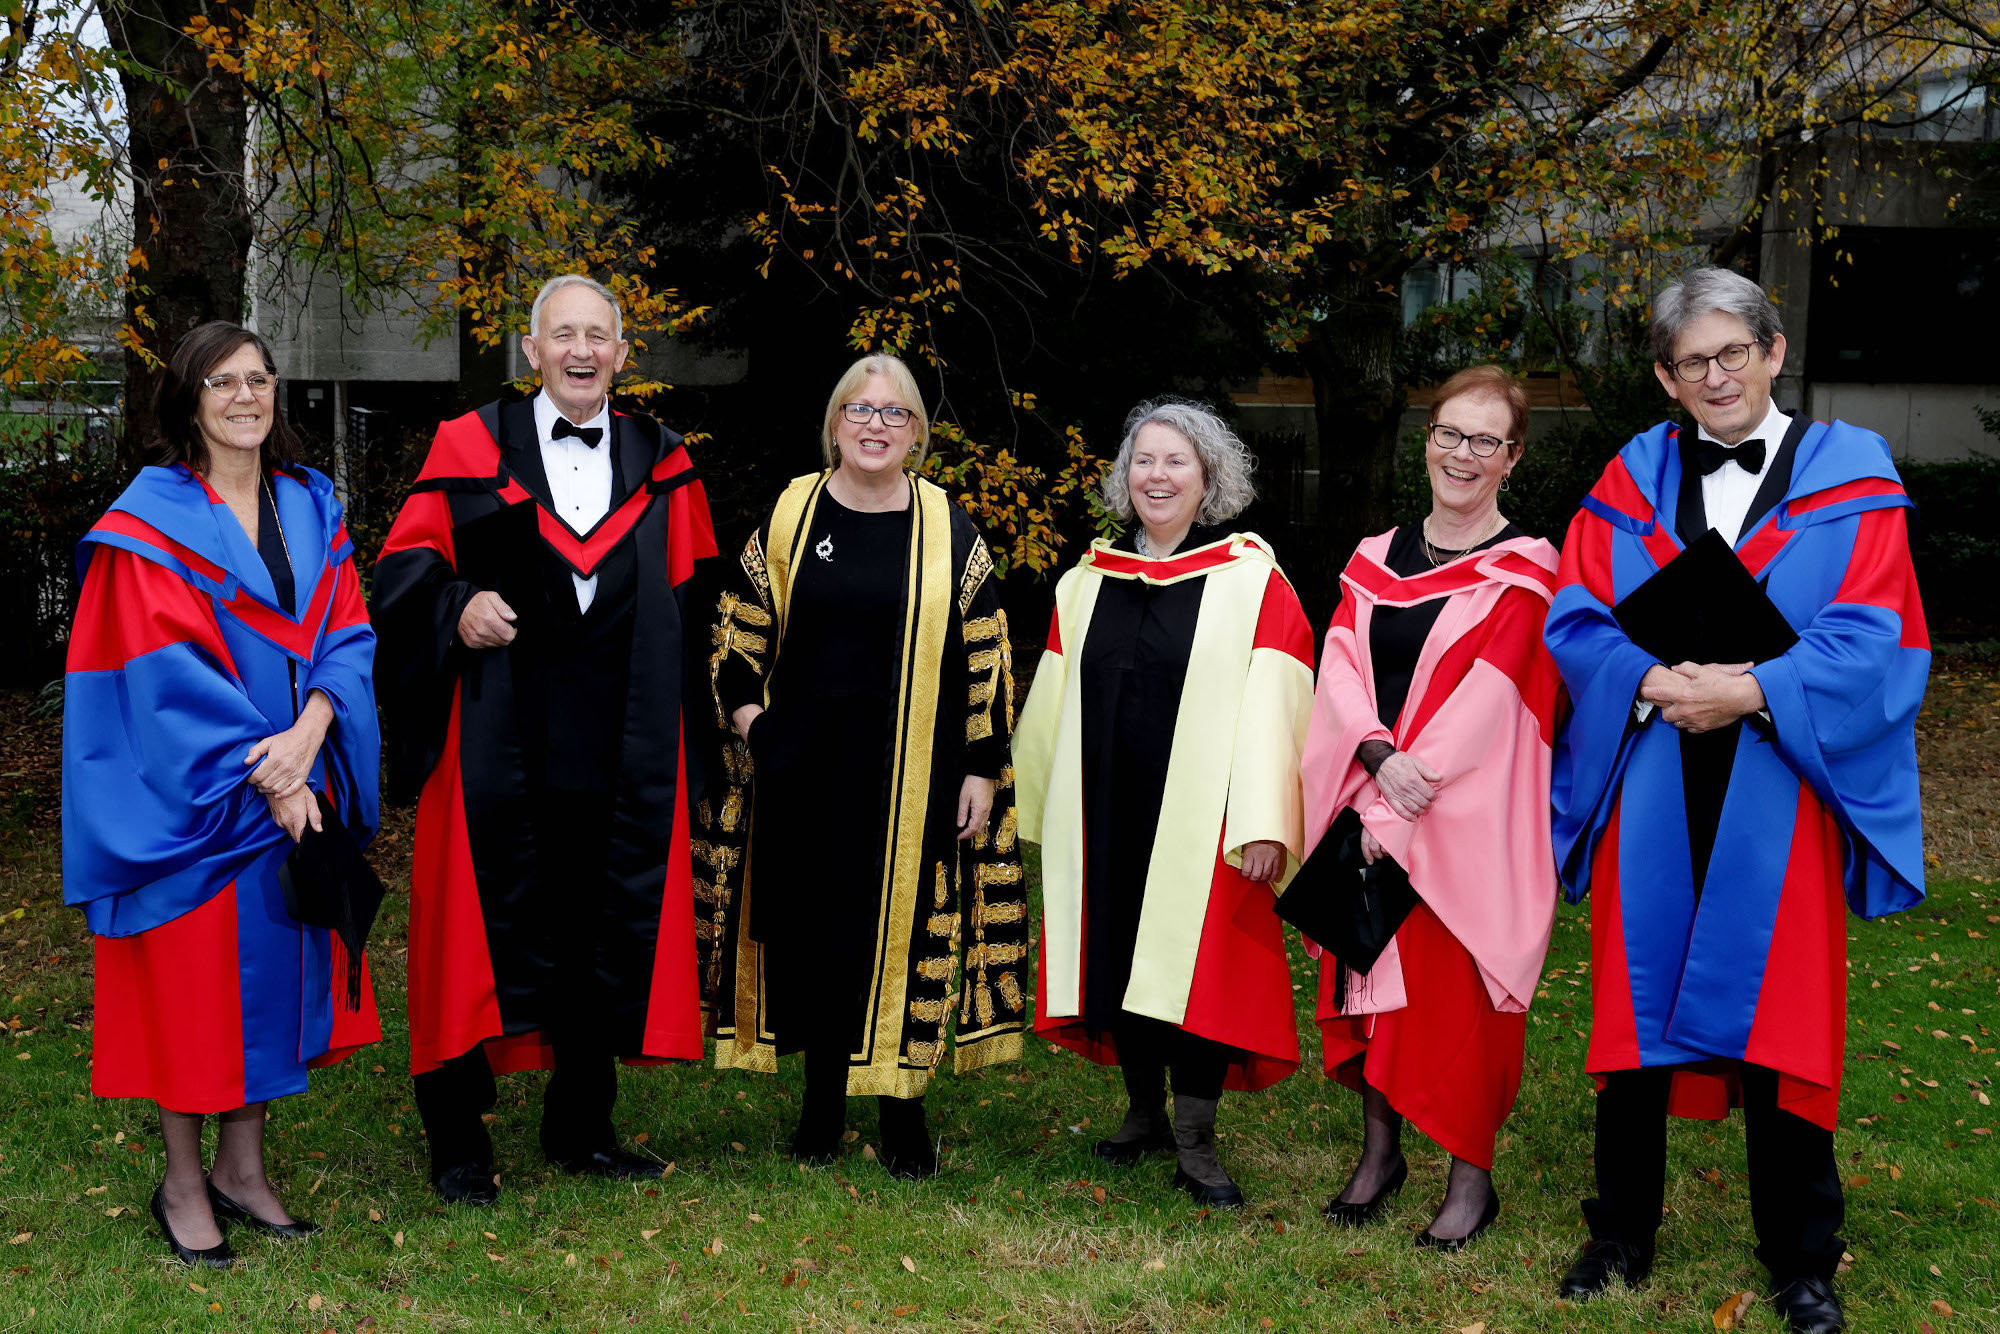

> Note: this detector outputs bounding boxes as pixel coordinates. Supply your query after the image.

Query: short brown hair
[150,321,302,478]
[1428,365,1529,457]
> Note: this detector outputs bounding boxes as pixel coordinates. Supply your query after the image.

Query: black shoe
[206,1179,319,1239]
[880,1138,940,1180]
[549,1146,662,1179]
[877,1097,940,1179]
[1414,1188,1499,1252]
[432,1161,500,1206]
[1557,1238,1654,1299]
[1772,1274,1844,1333]
[1093,1099,1173,1165]
[1172,1165,1245,1209]
[790,1124,841,1166]
[1322,1155,1408,1227]
[151,1184,235,1268]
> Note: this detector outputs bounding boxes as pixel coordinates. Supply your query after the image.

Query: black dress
[1366,523,1524,733]
[1076,523,1238,1091]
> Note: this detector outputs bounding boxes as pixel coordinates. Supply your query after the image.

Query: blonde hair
[820,354,931,469]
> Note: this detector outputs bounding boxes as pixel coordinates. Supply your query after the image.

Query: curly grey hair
[1100,398,1257,526]
[1651,266,1783,366]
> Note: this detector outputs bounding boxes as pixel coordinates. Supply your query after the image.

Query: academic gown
[64,464,381,1112]
[1014,530,1315,1092]
[371,399,718,1077]
[699,471,1028,1098]
[1301,528,1564,1168]
[1546,418,1928,1131]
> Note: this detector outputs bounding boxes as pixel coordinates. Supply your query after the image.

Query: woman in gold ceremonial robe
[1014,399,1314,1208]
[698,354,1027,1177]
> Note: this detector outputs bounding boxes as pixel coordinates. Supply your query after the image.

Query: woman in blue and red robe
[63,323,380,1266]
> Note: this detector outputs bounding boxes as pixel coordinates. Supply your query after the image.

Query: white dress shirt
[1697,398,1790,547]
[533,390,614,613]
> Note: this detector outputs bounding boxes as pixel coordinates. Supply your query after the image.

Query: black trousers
[1115,1012,1232,1103]
[413,785,625,1172]
[1586,1063,1844,1282]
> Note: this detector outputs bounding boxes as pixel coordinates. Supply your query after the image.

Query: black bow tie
[1693,436,1765,476]
[552,418,603,448]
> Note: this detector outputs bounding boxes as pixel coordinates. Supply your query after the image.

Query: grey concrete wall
[1807,383,2000,459]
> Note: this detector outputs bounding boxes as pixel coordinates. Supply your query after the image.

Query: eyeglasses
[842,402,914,428]
[1427,422,1511,457]
[202,372,279,397]
[1664,342,1754,383]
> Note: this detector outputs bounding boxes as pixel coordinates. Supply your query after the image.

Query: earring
[1500,473,1512,491]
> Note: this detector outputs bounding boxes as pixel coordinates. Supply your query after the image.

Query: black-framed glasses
[842,402,914,428]
[1428,422,1511,457]
[1665,342,1754,383]
[202,371,279,397]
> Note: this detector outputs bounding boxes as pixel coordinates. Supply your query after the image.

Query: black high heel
[1322,1154,1407,1226]
[206,1179,320,1239]
[1414,1187,1500,1252]
[151,1184,235,1268]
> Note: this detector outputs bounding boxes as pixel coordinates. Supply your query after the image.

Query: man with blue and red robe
[1546,267,1926,1334]
[372,275,718,1203]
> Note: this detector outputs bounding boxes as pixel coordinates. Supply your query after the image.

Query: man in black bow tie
[1545,267,1930,1333]
[373,274,719,1204]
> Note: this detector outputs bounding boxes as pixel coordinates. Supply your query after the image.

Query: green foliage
[0,420,125,685]
[1902,455,2000,640]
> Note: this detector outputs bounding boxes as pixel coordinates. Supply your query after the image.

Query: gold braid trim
[967,940,1027,968]
[908,998,953,1024]
[975,860,1023,888]
[962,614,1001,641]
[926,912,957,937]
[992,806,1018,854]
[915,956,956,982]
[743,530,771,602]
[958,539,994,617]
[997,971,1024,1014]
[978,899,1027,925]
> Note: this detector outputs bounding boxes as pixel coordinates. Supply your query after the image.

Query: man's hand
[266,785,322,842]
[1374,750,1441,821]
[457,591,518,649]
[1240,839,1285,883]
[1650,661,1762,734]
[956,775,997,840]
[732,703,764,743]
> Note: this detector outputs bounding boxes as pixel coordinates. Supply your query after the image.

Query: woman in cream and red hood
[1300,365,1565,1250]
[1013,398,1315,1209]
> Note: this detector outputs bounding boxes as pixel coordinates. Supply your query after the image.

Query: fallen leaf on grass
[834,1244,854,1254]
[208,1303,222,1313]
[84,1186,105,1196]
[633,1132,650,1145]
[189,1283,208,1294]
[486,1252,506,1263]
[843,1129,860,1143]
[7,1233,30,1246]
[565,1253,578,1267]
[307,1294,323,1311]
[1714,1290,1755,1329]
[729,1141,746,1152]
[483,1231,498,1241]
[862,1144,878,1162]
[901,1255,917,1273]
[1092,1186,1106,1204]
[892,1306,916,1318]
[1142,1259,1166,1272]
[1932,1299,1955,1316]
[704,1237,725,1256]
[1461,1324,1487,1334]
[392,1231,404,1248]
[641,1230,660,1241]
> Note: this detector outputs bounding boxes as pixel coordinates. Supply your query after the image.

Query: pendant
[816,534,835,562]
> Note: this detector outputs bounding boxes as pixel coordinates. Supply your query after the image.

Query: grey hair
[529,273,624,340]
[1100,398,1257,526]
[1651,267,1783,365]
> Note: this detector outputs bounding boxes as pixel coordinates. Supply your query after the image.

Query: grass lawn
[2,683,1997,1330]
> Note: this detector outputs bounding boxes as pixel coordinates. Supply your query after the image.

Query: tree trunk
[106,0,253,469]
[1299,268,1406,618]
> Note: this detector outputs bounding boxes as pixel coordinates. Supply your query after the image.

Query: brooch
[815,534,835,562]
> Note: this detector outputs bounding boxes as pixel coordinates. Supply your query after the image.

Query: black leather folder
[1612,528,1799,666]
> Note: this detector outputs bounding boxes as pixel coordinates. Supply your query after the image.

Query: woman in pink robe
[1299,366,1564,1249]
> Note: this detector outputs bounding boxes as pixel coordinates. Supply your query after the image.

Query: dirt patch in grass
[1916,647,2000,878]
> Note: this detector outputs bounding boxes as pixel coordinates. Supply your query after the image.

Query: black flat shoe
[1557,1238,1654,1299]
[1322,1155,1408,1226]
[432,1161,500,1206]
[151,1184,234,1269]
[1772,1274,1845,1333]
[549,1146,662,1180]
[1414,1188,1499,1251]
[1093,1125,1174,1165]
[206,1180,319,1239]
[1172,1165,1246,1209]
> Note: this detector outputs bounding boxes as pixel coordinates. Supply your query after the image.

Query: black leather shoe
[206,1179,319,1239]
[880,1139,940,1180]
[1772,1274,1844,1333]
[1323,1155,1408,1227]
[1558,1238,1654,1298]
[151,1184,235,1268]
[549,1146,662,1179]
[1094,1124,1174,1165]
[1414,1188,1499,1252]
[1172,1165,1246,1209]
[432,1161,500,1206]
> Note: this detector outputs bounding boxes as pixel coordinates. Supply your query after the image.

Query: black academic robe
[698,470,1028,1098]
[371,398,718,1076]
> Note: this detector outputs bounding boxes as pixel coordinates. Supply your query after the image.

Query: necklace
[263,473,294,570]
[1420,511,1504,568]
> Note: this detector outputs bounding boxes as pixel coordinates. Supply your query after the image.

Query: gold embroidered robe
[696,470,1027,1097]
